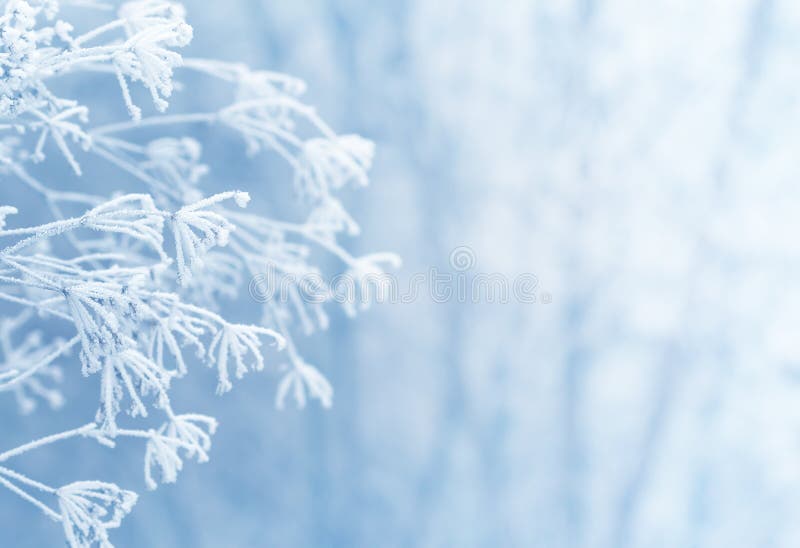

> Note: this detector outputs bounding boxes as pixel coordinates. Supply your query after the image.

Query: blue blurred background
[6,0,800,546]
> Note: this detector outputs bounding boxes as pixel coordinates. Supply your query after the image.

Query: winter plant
[0,1,397,545]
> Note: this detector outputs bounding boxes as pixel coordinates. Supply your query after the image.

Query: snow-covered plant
[0,1,397,545]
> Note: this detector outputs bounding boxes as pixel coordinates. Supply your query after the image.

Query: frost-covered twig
[0,1,394,545]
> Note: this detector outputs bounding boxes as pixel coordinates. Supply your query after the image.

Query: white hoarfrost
[0,0,396,545]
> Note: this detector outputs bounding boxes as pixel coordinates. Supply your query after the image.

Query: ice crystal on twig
[143,413,216,489]
[58,481,138,548]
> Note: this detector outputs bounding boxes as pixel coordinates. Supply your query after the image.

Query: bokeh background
[5,0,800,546]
